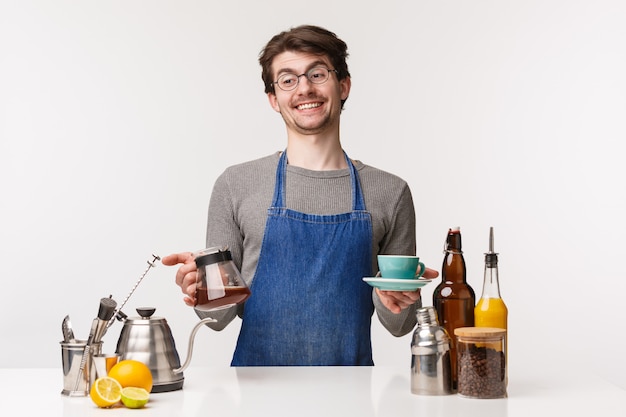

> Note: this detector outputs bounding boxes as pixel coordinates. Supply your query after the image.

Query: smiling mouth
[296,102,322,110]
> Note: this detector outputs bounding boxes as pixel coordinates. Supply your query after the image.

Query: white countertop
[1,366,624,417]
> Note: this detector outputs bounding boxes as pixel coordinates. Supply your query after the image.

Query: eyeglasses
[272,67,338,91]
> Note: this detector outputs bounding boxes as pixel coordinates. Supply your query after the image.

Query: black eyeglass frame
[271,67,338,91]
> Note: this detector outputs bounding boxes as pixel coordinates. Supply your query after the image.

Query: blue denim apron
[231,151,374,366]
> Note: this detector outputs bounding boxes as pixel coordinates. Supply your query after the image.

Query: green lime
[120,387,150,409]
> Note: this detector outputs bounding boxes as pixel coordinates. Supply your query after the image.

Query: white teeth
[297,102,321,110]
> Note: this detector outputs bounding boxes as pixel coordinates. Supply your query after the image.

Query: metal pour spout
[172,317,218,374]
[485,226,498,268]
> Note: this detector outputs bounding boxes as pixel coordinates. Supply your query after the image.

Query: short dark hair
[259,25,350,104]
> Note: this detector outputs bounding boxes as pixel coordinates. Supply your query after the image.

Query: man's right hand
[161,252,198,307]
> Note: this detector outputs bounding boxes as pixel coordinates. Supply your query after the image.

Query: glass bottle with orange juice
[474,227,508,386]
[474,227,508,330]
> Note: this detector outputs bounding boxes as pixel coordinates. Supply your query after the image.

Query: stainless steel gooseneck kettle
[115,307,217,393]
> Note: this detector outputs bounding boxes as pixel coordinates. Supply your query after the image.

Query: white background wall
[2,0,625,390]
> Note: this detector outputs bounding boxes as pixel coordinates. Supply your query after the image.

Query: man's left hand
[375,267,439,314]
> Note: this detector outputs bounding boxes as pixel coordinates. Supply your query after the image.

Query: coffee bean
[457,345,506,398]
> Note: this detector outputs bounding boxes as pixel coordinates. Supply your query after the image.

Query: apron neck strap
[272,150,366,211]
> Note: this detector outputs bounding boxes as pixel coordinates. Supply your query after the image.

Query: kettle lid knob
[136,307,156,318]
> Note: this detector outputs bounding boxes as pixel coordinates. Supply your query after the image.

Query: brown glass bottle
[432,227,476,390]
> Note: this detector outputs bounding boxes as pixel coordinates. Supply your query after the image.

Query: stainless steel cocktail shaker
[410,306,454,395]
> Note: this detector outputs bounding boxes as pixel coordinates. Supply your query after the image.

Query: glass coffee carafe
[193,247,251,311]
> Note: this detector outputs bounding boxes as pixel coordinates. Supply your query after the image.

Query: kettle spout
[173,317,217,374]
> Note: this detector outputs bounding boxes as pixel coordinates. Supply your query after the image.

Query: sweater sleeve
[372,182,420,336]
[195,170,244,330]
[194,155,277,330]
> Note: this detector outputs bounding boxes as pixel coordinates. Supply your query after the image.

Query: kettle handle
[172,317,217,374]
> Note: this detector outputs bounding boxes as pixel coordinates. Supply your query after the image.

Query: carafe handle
[172,317,217,374]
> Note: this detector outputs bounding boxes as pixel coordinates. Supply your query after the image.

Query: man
[162,25,438,366]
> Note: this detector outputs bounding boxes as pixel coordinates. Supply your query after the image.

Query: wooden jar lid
[454,327,506,338]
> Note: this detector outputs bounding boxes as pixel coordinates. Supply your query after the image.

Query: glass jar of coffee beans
[454,327,507,399]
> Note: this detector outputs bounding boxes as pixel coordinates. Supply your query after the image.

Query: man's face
[268,51,350,136]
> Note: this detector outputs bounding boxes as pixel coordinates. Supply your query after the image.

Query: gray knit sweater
[197,152,420,338]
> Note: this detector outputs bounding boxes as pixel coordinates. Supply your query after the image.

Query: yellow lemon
[121,387,150,409]
[108,359,153,392]
[90,377,122,408]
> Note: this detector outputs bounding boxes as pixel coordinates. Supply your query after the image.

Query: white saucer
[362,277,432,291]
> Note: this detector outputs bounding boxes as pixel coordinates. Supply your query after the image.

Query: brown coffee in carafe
[194,247,251,312]
[195,286,251,310]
